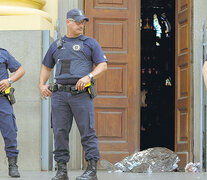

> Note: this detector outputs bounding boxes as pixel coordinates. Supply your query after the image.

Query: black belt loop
[65,85,71,92]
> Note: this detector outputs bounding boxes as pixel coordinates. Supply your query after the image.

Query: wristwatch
[88,73,94,81]
[8,78,13,84]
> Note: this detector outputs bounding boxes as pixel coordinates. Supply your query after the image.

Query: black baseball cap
[67,9,89,22]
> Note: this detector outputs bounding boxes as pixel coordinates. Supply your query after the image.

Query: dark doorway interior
[140,0,175,151]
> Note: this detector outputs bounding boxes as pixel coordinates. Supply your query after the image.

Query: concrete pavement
[0,171,206,180]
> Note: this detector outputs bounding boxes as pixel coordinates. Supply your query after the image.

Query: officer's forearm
[10,66,25,83]
[39,65,52,86]
[90,62,107,80]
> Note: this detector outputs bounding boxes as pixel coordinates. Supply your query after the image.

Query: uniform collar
[64,34,84,41]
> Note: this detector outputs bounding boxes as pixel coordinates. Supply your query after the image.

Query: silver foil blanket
[100,147,180,173]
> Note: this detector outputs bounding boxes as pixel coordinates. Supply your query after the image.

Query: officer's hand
[39,84,52,100]
[0,79,10,92]
[76,76,91,91]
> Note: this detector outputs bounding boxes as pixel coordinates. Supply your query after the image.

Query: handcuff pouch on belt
[48,83,58,92]
[0,87,16,104]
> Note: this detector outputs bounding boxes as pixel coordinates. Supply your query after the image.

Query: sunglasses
[68,19,87,25]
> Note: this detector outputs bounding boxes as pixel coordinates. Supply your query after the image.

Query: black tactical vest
[53,35,93,80]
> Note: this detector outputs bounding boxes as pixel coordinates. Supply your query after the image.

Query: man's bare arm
[203,61,207,90]
[0,66,25,92]
[39,65,52,99]
[76,62,107,91]
[90,62,107,80]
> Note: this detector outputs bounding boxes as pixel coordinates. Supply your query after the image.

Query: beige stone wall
[0,31,44,171]
[0,0,57,170]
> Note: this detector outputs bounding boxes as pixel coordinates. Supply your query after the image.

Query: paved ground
[0,171,206,180]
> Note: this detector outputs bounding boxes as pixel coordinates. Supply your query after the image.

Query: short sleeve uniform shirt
[0,48,21,81]
[42,35,107,84]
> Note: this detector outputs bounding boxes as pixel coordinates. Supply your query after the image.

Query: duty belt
[49,83,87,95]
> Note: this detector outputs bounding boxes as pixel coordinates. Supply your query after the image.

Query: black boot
[8,157,20,178]
[76,160,98,180]
[52,162,69,180]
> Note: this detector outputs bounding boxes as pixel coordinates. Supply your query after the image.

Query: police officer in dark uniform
[39,9,107,180]
[0,48,24,178]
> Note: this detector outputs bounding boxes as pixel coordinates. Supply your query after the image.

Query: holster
[88,80,97,99]
[48,83,58,92]
[1,87,16,105]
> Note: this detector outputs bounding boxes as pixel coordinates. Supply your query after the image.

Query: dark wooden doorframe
[175,0,192,169]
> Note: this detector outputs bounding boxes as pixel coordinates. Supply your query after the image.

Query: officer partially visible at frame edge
[0,48,25,178]
[39,9,107,180]
[203,60,207,90]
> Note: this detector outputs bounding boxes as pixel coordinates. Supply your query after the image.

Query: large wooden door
[85,0,140,165]
[175,0,192,169]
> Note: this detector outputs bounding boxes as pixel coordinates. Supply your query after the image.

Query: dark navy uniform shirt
[42,35,107,84]
[0,48,21,81]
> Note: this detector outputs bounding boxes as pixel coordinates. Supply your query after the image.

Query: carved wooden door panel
[85,0,140,166]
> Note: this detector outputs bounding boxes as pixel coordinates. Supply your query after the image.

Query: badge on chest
[72,44,81,51]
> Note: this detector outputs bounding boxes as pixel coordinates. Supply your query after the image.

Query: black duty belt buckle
[58,85,64,91]
[65,86,71,92]
[57,84,72,92]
